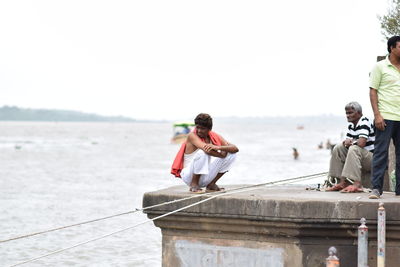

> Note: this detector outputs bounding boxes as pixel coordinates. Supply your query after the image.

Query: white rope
[1,172,327,244]
[0,192,231,244]
[7,172,327,266]
[0,191,227,244]
[0,211,136,244]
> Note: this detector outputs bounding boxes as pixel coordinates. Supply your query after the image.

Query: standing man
[326,102,375,192]
[171,113,239,193]
[369,36,400,199]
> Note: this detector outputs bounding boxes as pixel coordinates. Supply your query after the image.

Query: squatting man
[171,113,239,193]
[326,102,375,193]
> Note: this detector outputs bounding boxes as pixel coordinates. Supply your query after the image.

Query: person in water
[171,113,239,193]
[292,147,299,160]
[326,102,375,193]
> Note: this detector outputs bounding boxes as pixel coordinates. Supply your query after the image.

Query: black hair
[194,113,213,129]
[387,36,400,53]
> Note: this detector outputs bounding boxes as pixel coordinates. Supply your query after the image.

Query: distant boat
[171,122,195,144]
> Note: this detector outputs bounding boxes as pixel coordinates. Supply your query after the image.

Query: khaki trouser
[329,143,373,182]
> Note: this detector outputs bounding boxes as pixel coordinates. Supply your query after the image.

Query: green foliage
[379,0,400,39]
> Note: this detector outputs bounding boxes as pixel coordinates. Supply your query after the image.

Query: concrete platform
[143,185,400,267]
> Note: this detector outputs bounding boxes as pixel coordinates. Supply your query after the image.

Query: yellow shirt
[369,57,400,121]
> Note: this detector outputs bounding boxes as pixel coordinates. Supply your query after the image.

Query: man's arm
[187,133,228,158]
[355,137,367,148]
[203,136,239,154]
[369,63,385,130]
[342,123,353,148]
[343,138,353,148]
[369,88,386,131]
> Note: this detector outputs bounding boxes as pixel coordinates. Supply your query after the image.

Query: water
[0,118,345,266]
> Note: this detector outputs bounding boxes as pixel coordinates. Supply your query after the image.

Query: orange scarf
[171,130,222,178]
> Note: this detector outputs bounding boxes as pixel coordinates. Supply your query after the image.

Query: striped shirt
[346,116,375,152]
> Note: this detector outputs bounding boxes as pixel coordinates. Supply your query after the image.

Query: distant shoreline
[0,106,137,122]
[0,105,345,123]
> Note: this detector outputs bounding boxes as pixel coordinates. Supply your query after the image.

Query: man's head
[194,113,212,138]
[345,102,362,124]
[387,36,400,54]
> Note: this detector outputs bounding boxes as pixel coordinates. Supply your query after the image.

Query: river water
[0,118,345,266]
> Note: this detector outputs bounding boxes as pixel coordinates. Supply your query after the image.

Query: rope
[0,211,136,244]
[7,172,327,267]
[0,192,225,244]
[9,190,239,267]
[0,192,231,244]
[1,172,327,245]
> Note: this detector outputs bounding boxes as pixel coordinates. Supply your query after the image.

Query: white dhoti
[181,150,236,187]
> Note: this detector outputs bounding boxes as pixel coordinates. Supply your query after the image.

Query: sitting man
[171,113,239,193]
[326,102,375,192]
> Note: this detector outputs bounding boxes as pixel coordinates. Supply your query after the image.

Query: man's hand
[203,143,220,153]
[356,137,367,148]
[343,139,353,148]
[370,88,385,130]
[203,143,227,158]
[374,114,386,131]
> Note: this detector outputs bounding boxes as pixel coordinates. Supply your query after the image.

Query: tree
[379,0,400,39]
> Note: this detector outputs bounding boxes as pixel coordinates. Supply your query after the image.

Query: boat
[171,122,195,144]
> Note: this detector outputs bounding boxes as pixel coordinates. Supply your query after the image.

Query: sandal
[189,186,205,194]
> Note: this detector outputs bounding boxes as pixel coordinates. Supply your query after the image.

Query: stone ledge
[143,185,400,222]
[143,185,400,267]
[148,214,400,241]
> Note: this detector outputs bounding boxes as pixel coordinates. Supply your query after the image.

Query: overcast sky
[0,0,390,120]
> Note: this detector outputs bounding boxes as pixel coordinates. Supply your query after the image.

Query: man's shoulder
[370,59,385,73]
[360,116,371,122]
[359,116,374,131]
[374,58,390,70]
[187,131,197,140]
[378,57,389,66]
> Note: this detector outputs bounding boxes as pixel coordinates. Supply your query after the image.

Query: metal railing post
[326,246,340,267]
[358,218,368,267]
[377,202,386,267]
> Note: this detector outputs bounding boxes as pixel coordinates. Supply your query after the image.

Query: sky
[0,0,391,120]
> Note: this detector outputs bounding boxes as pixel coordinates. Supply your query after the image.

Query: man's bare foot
[206,184,225,192]
[326,183,347,192]
[340,184,364,193]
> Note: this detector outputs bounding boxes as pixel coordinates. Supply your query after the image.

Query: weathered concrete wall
[143,185,400,267]
[167,238,288,267]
